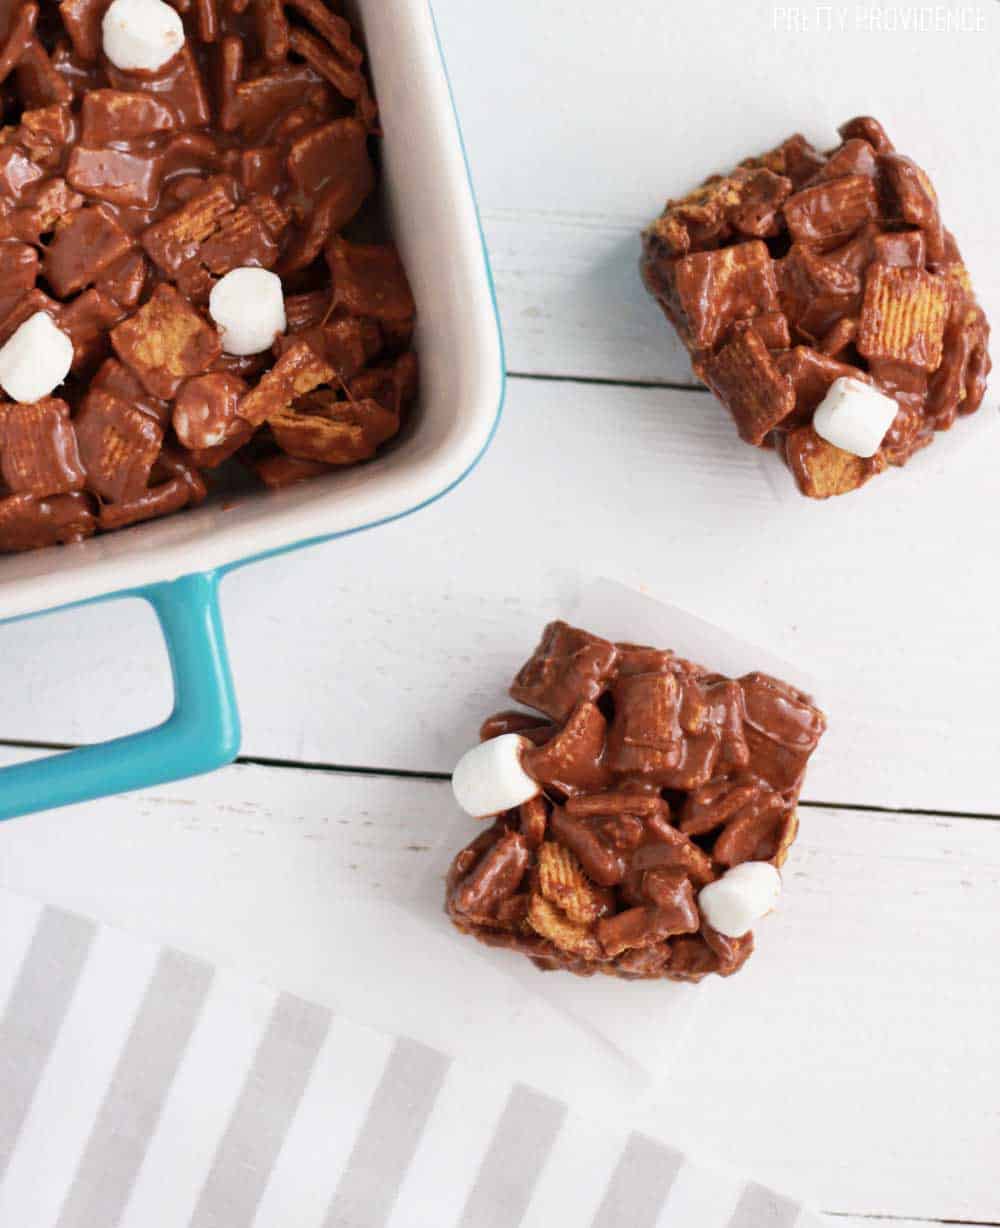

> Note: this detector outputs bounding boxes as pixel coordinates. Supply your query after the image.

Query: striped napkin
[0,889,828,1228]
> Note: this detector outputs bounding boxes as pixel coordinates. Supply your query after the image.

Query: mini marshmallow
[0,313,74,404]
[698,861,782,938]
[209,268,287,356]
[102,0,185,73]
[812,376,899,459]
[452,734,540,818]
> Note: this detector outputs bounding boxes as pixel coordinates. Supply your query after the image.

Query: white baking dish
[0,0,504,820]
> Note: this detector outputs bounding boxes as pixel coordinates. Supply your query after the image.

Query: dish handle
[0,571,240,822]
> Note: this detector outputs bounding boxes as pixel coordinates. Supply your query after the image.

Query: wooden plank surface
[0,750,996,1222]
[0,3,997,1222]
[0,375,996,814]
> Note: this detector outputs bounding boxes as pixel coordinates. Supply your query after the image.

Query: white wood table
[0,2,998,1224]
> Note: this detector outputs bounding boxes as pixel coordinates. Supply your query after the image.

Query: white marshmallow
[209,268,287,356]
[812,376,899,459]
[102,0,185,72]
[698,861,782,938]
[451,734,540,817]
[0,313,74,404]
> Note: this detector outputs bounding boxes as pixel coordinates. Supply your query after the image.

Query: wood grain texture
[435,0,1000,382]
[0,5,996,1218]
[0,750,995,1221]
[0,377,995,813]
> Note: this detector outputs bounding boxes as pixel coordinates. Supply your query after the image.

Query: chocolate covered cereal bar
[446,621,826,982]
[641,117,990,498]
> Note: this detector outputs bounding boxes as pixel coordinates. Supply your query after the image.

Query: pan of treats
[0,0,504,819]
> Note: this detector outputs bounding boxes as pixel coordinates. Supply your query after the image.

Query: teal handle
[0,572,240,822]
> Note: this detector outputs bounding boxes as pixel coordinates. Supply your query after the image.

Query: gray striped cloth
[0,889,828,1228]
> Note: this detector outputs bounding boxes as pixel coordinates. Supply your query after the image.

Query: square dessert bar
[446,622,826,983]
[641,116,991,498]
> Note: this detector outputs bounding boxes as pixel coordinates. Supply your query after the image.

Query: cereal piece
[784,425,885,499]
[927,302,991,429]
[712,793,793,866]
[817,316,858,357]
[839,115,894,153]
[448,828,530,926]
[740,672,828,792]
[0,147,44,201]
[269,395,398,466]
[777,244,863,339]
[74,387,163,503]
[95,250,147,309]
[283,317,382,382]
[872,230,926,268]
[540,844,611,923]
[641,167,792,258]
[60,0,109,63]
[654,240,780,353]
[253,452,332,490]
[605,671,683,780]
[0,243,39,321]
[9,177,83,245]
[526,894,602,959]
[0,398,85,496]
[775,346,864,422]
[287,118,374,226]
[745,311,791,351]
[237,338,334,426]
[783,175,878,246]
[879,154,939,231]
[233,64,330,139]
[327,237,416,324]
[517,796,549,848]
[44,204,134,297]
[521,701,613,796]
[105,43,210,128]
[857,263,949,371]
[701,322,794,445]
[596,898,698,958]
[182,199,289,295]
[810,138,877,184]
[66,145,162,209]
[97,476,194,531]
[141,177,239,279]
[111,284,221,399]
[59,289,126,372]
[748,132,826,187]
[0,491,96,552]
[510,620,619,721]
[91,357,171,428]
[81,90,177,144]
[727,169,794,238]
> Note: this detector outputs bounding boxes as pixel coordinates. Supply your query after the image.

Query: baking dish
[0,0,505,821]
